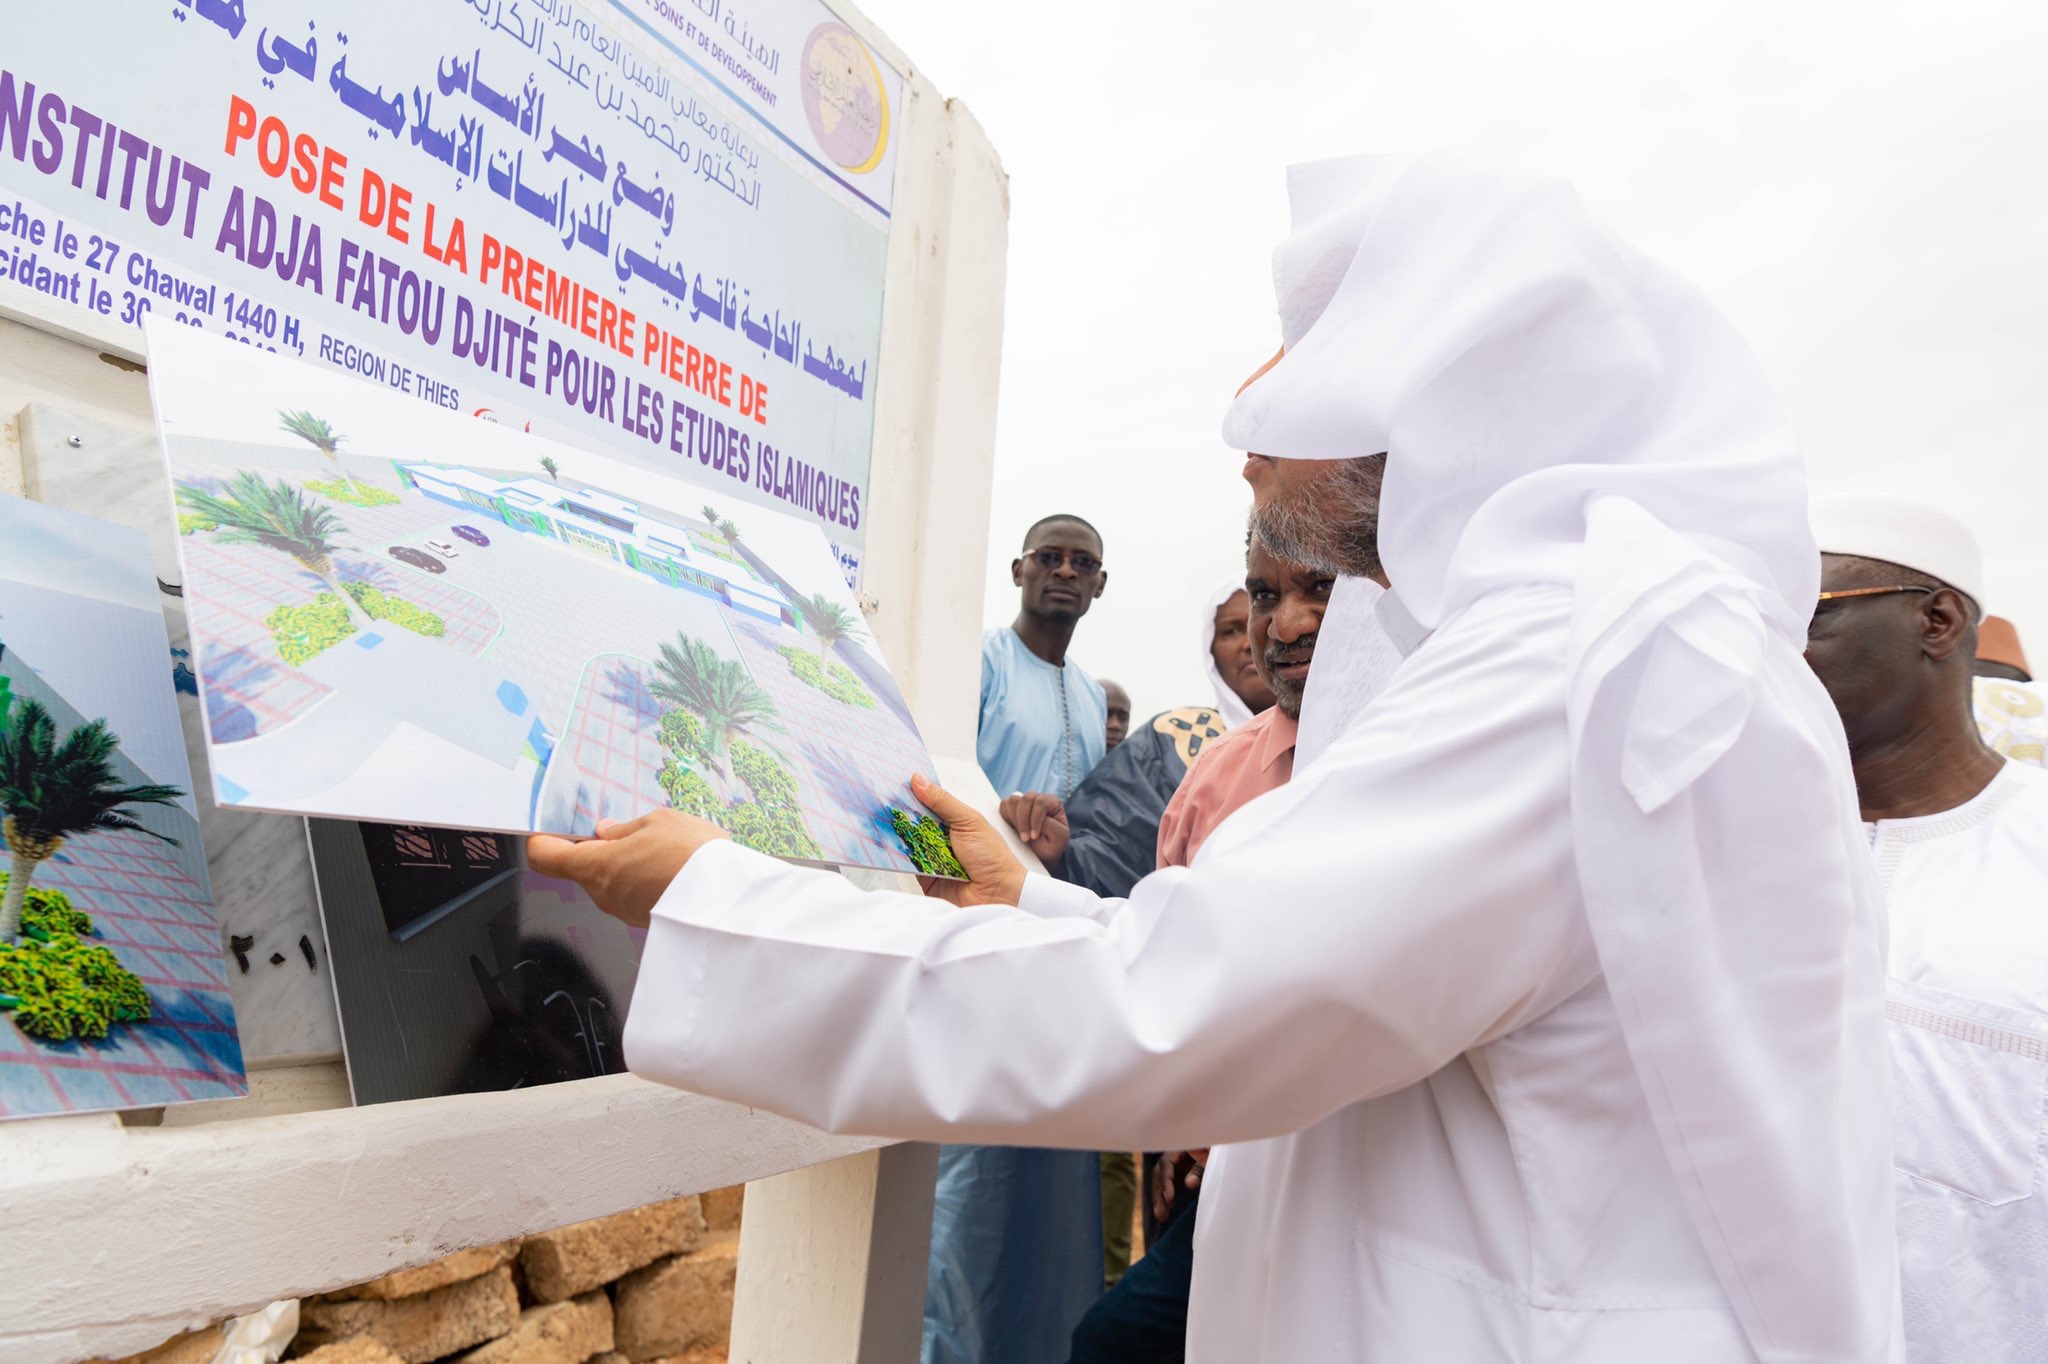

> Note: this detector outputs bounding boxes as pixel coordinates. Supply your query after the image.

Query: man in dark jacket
[1000,580,1275,900]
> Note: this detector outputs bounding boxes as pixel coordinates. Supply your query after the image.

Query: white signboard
[0,0,905,578]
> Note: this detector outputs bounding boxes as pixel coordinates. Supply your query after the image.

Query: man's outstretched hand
[527,810,732,928]
[911,772,1026,908]
[525,778,1028,921]
[997,791,1071,869]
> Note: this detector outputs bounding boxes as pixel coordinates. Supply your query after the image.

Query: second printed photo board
[146,321,961,880]
[0,495,246,1120]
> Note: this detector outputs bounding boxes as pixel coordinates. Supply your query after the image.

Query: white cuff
[645,837,774,931]
[1017,870,1118,923]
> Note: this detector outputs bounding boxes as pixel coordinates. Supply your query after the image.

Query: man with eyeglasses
[1807,492,2048,1362]
[974,515,1111,810]
[909,512,1113,1364]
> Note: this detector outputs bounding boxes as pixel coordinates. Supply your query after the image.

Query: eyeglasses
[1029,548,1103,575]
[1814,585,1934,605]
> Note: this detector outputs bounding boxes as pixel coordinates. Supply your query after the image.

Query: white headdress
[1223,156,1895,1360]
[1201,578,1258,728]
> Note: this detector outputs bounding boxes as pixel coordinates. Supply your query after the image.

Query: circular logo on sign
[800,22,889,174]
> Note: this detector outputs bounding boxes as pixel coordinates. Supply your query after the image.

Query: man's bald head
[1100,679,1131,747]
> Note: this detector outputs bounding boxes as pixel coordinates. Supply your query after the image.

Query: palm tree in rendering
[540,456,561,482]
[279,409,342,460]
[647,634,782,785]
[0,698,183,941]
[176,473,366,624]
[700,505,740,546]
[793,592,862,661]
[278,408,365,494]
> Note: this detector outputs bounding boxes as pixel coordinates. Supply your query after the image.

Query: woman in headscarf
[1202,579,1265,729]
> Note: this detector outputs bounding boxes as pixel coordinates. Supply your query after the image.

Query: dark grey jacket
[1056,706,1228,898]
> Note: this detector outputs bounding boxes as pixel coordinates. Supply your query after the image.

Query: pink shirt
[1155,707,1299,868]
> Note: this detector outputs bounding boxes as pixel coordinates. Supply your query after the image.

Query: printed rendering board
[148,321,959,878]
[0,494,246,1119]
[308,818,642,1105]
[19,402,341,1065]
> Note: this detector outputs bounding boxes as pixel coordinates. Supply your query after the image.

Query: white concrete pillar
[728,1142,938,1362]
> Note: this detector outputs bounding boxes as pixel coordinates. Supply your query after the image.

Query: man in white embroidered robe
[530,157,1900,1362]
[1808,494,2048,1362]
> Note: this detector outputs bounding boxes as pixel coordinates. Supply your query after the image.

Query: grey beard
[1263,637,1315,719]
[1267,673,1307,719]
[1249,457,1383,580]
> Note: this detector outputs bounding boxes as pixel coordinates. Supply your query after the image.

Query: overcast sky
[858,0,2048,716]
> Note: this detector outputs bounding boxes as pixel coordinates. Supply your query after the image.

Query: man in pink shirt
[1066,534,1332,1364]
[1154,542,1325,867]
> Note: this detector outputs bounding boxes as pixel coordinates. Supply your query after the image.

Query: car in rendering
[388,545,446,573]
[424,538,462,559]
[452,524,491,548]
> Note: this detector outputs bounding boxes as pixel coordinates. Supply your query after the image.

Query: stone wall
[109,1189,745,1364]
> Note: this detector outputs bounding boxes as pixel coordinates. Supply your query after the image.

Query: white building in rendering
[399,465,792,626]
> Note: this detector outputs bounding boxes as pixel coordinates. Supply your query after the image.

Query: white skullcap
[1810,492,1984,607]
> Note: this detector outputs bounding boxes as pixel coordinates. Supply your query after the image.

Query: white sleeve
[623,608,1598,1152]
[1017,871,1124,923]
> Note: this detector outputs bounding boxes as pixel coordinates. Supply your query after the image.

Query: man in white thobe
[530,156,1901,1362]
[1807,495,2048,1362]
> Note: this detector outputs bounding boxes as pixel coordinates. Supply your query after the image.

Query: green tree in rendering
[0,699,183,941]
[0,926,154,1040]
[279,409,369,496]
[540,455,561,482]
[279,409,343,459]
[647,634,783,784]
[700,504,740,546]
[890,808,966,879]
[176,473,367,625]
[794,592,863,661]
